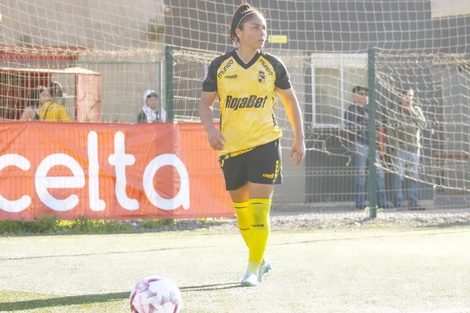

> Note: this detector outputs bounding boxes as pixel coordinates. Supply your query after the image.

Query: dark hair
[29,86,47,108]
[230,1,263,45]
[49,81,63,99]
[147,92,158,99]
[352,86,368,94]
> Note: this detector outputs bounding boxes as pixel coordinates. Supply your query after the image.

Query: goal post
[367,48,377,218]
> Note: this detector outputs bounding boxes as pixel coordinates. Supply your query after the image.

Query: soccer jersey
[202,49,291,156]
[40,101,72,121]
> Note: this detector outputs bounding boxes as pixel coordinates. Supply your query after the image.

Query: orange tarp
[0,122,233,220]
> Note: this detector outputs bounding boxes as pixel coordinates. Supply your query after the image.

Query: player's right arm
[199,91,226,151]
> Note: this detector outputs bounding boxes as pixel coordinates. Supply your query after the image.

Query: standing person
[199,2,305,287]
[387,89,427,209]
[40,81,72,121]
[137,89,166,123]
[344,86,390,210]
[49,81,64,105]
[20,86,48,121]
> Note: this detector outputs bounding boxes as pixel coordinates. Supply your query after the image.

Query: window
[311,54,367,127]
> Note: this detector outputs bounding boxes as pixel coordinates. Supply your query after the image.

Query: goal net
[1,0,470,207]
[164,0,470,206]
[375,52,470,194]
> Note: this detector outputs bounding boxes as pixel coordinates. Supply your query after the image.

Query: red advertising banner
[0,122,233,220]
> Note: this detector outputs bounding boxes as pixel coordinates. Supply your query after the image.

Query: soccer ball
[130,275,182,313]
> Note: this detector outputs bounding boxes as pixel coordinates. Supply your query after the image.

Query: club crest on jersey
[258,71,265,83]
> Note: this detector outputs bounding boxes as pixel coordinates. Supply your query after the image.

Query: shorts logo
[263,160,279,179]
[263,161,280,179]
[258,71,265,83]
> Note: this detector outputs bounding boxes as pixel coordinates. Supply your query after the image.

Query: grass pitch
[1,225,470,313]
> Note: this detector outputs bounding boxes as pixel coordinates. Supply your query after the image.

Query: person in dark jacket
[344,85,389,210]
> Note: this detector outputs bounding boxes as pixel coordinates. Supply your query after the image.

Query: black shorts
[219,139,282,191]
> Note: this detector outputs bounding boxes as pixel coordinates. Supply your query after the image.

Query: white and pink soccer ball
[130,275,182,313]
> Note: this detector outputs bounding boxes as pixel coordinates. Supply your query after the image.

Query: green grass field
[1,225,470,313]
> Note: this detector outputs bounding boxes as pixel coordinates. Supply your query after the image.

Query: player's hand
[206,128,226,151]
[291,139,306,166]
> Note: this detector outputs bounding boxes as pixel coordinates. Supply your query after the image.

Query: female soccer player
[199,2,305,287]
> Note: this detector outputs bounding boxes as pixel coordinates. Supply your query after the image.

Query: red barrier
[0,122,233,220]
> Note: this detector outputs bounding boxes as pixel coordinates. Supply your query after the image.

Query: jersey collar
[231,49,262,69]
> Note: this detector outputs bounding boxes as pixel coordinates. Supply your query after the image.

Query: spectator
[39,81,72,121]
[344,85,390,210]
[137,89,166,123]
[20,86,48,121]
[49,81,64,105]
[387,89,427,210]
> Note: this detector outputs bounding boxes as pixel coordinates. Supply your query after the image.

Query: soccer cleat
[258,258,272,282]
[240,271,258,287]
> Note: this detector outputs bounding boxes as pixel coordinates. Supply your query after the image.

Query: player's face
[239,14,267,50]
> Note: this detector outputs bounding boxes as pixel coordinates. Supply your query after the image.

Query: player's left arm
[276,87,306,166]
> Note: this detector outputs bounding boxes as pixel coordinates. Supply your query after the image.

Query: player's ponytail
[230,1,262,45]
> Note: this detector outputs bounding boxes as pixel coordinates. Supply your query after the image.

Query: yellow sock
[233,201,250,248]
[248,198,271,264]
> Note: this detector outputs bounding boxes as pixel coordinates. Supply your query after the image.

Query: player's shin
[247,198,271,273]
[233,201,251,248]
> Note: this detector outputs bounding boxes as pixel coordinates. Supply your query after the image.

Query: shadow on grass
[0,283,240,310]
[0,292,130,311]
[1,245,224,261]
[180,282,241,292]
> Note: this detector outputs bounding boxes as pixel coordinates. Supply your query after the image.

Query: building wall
[0,0,167,50]
[165,0,470,54]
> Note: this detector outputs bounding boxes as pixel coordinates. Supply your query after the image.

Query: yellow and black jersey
[202,49,291,156]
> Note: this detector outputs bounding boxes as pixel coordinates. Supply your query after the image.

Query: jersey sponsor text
[225,95,268,110]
